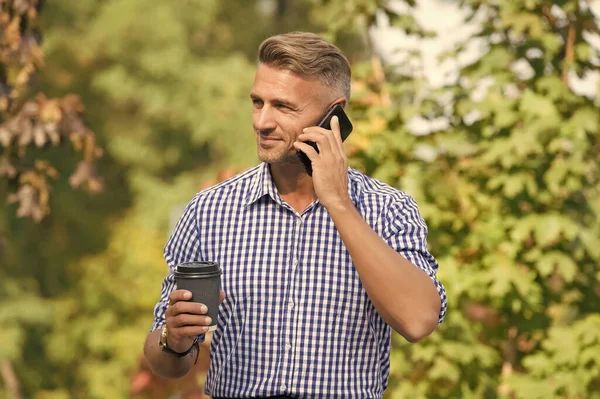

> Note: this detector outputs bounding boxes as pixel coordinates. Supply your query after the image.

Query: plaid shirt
[152,162,447,399]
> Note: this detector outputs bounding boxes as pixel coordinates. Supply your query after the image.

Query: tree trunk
[0,360,23,399]
[0,177,8,264]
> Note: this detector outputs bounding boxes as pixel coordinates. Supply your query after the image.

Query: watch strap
[160,326,200,364]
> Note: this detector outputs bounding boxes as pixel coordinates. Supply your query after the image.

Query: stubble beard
[257,137,300,165]
[257,146,299,164]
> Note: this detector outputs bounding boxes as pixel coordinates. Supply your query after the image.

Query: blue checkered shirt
[152,162,447,398]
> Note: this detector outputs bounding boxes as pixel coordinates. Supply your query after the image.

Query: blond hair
[258,32,351,101]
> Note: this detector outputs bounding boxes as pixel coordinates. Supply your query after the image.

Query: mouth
[258,135,283,146]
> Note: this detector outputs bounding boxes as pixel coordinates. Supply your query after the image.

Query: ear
[330,97,347,109]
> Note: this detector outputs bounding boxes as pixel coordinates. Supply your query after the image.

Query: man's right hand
[165,289,226,353]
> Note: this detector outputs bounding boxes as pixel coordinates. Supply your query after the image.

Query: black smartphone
[296,103,353,176]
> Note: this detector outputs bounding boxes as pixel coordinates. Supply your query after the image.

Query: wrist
[159,326,197,359]
[324,196,354,216]
[166,337,193,354]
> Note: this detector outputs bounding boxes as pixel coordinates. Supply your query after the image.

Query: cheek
[251,109,261,128]
[282,119,304,139]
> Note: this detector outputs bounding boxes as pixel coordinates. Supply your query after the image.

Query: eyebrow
[250,93,298,109]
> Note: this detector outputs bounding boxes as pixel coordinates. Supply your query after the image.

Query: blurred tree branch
[0,0,102,223]
[0,360,22,399]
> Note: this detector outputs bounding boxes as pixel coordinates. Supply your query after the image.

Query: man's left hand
[293,116,352,211]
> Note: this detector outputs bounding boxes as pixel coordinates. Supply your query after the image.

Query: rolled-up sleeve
[151,194,203,333]
[382,195,447,325]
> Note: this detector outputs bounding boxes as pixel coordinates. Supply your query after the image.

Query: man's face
[251,64,330,164]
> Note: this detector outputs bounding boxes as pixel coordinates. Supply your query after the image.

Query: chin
[258,150,299,165]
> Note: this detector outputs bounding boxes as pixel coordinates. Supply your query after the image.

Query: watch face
[159,326,168,348]
[159,326,192,358]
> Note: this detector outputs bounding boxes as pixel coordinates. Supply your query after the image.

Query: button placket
[281,216,302,392]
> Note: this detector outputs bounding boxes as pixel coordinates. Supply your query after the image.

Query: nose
[254,105,277,133]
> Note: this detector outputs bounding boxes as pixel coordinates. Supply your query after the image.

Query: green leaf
[579,229,600,259]
[428,356,460,382]
[0,326,24,359]
[536,251,578,282]
[534,214,562,246]
[567,107,600,135]
[503,176,524,198]
[519,89,561,129]
[575,42,592,62]
[536,75,572,100]
[494,106,519,128]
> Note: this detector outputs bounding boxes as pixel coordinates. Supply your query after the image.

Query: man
[144,32,447,399]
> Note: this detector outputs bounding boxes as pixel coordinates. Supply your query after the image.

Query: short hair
[258,32,351,101]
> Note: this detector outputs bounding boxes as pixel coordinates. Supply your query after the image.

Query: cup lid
[177,261,220,274]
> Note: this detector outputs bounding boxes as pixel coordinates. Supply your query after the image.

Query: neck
[268,162,316,210]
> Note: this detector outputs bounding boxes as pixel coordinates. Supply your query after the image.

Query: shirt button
[281,384,287,391]
[285,342,292,350]
[288,300,294,309]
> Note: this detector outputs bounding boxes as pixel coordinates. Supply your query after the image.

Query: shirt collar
[244,163,278,206]
[243,162,356,207]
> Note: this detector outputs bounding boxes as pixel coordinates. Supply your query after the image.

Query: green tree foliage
[1,0,599,398]
[349,1,600,398]
[0,1,102,397]
[0,0,103,223]
[2,1,351,398]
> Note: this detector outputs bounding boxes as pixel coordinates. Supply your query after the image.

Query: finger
[304,121,341,155]
[170,325,210,337]
[169,289,192,306]
[330,116,343,148]
[321,116,342,157]
[168,301,209,316]
[219,291,226,304]
[302,126,332,135]
[169,313,213,328]
[298,131,333,155]
[293,141,319,160]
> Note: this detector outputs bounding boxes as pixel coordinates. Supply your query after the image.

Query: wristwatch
[159,325,200,364]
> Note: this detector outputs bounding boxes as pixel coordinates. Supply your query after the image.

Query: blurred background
[0,0,599,398]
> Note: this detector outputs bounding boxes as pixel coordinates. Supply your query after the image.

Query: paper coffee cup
[175,261,222,331]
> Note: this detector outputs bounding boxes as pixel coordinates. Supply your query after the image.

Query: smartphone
[296,103,353,176]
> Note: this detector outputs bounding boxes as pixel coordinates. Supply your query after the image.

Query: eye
[252,99,263,108]
[275,103,292,110]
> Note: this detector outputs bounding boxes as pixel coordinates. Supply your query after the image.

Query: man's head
[251,32,351,165]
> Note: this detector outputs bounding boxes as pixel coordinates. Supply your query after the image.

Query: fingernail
[200,305,208,313]
[303,128,308,132]
[183,291,192,299]
[205,317,212,325]
[202,326,209,332]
